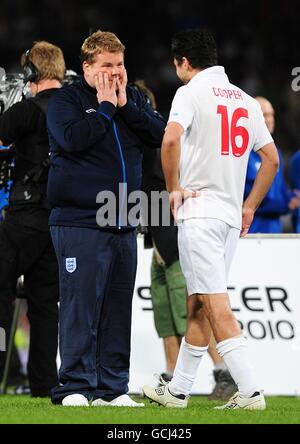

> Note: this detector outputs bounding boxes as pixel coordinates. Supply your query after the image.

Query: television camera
[0,67,80,193]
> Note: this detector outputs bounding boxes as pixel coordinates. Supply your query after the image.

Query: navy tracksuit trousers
[50,226,137,404]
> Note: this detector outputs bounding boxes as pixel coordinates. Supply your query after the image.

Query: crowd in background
[0,0,299,162]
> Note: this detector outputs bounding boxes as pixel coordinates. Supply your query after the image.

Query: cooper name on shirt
[212,87,243,100]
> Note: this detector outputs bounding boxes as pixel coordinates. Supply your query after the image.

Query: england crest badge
[66,257,77,273]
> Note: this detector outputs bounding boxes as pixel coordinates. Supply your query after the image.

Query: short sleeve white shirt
[168,66,274,229]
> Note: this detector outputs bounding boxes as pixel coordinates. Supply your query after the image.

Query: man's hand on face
[116,68,127,108]
[95,72,117,107]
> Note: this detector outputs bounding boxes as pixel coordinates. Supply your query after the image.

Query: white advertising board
[129,235,300,396]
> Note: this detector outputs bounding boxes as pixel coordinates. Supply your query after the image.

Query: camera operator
[0,41,65,397]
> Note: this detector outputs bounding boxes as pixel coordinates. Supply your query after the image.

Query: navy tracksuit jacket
[47,77,165,403]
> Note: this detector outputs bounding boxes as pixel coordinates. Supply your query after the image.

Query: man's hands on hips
[170,188,199,221]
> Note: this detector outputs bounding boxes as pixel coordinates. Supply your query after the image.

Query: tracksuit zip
[112,120,127,229]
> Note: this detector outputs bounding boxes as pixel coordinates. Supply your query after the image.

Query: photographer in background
[0,41,65,397]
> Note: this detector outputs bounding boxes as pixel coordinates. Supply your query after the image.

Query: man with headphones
[0,41,65,396]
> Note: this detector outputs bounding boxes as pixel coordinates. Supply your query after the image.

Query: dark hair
[171,28,218,69]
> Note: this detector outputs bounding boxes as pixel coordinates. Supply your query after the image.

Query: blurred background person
[289,150,300,233]
[137,80,187,383]
[244,96,300,233]
[0,41,65,396]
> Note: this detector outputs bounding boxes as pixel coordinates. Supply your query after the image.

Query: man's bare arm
[161,122,184,193]
[161,122,198,219]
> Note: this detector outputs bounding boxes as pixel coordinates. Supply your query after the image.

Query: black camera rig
[0,67,80,115]
[0,67,80,192]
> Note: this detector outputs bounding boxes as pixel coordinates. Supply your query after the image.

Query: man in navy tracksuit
[244,97,299,233]
[47,30,165,406]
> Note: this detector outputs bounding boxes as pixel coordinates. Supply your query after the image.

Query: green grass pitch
[0,395,299,424]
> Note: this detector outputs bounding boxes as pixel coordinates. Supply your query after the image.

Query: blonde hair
[21,41,66,81]
[81,30,125,64]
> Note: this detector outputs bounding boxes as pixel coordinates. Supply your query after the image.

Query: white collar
[189,66,227,83]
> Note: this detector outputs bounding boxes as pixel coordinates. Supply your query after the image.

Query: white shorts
[178,218,240,295]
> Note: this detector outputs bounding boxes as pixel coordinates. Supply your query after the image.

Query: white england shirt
[168,66,274,229]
